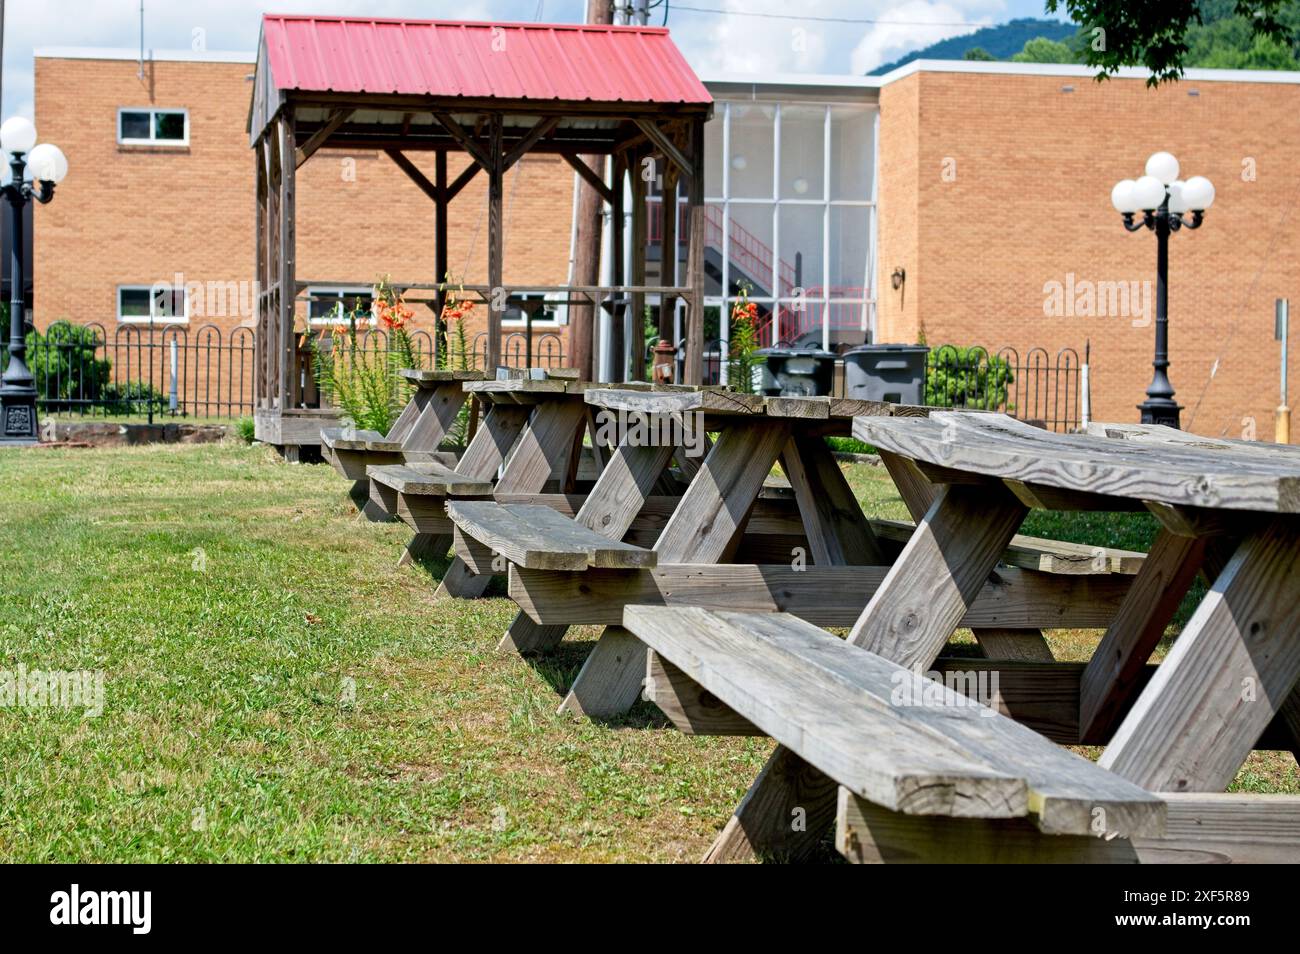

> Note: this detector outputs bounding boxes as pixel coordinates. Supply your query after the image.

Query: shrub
[924,345,1015,411]
[6,321,112,410]
[235,416,256,443]
[101,381,166,416]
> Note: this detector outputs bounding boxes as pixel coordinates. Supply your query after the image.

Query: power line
[669,4,995,28]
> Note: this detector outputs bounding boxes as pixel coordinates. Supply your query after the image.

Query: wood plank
[396,532,451,568]
[780,432,886,566]
[494,400,588,494]
[975,629,1055,662]
[446,501,655,570]
[366,463,493,496]
[396,381,471,452]
[1100,520,1300,791]
[839,789,1300,864]
[627,607,1163,835]
[584,387,764,416]
[645,651,762,736]
[557,420,791,718]
[707,479,1029,862]
[860,413,1300,514]
[510,564,1131,629]
[1078,529,1210,742]
[455,403,531,478]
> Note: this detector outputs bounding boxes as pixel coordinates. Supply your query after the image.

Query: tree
[1046,0,1298,84]
[963,46,997,60]
[1011,36,1078,62]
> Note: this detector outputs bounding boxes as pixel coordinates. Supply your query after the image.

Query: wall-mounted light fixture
[890,267,906,291]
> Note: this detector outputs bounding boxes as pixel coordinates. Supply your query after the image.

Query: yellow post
[1277,405,1291,444]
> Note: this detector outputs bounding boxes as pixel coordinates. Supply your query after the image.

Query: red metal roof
[260,14,712,106]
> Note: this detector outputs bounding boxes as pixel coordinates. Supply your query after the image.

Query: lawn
[0,441,1294,863]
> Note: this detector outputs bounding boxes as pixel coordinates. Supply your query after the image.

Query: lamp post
[0,116,67,444]
[1111,152,1214,429]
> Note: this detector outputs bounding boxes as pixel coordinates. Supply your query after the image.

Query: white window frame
[306,285,376,327]
[500,292,566,329]
[117,107,190,147]
[117,284,189,324]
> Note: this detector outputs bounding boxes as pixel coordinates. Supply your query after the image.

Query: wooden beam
[503,116,561,170]
[486,114,504,370]
[431,111,493,169]
[385,149,441,202]
[277,117,296,411]
[561,152,615,204]
[295,108,351,167]
[1100,520,1300,791]
[683,118,706,386]
[634,118,692,178]
[445,161,480,201]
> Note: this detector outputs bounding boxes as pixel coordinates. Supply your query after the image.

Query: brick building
[30,45,1300,437]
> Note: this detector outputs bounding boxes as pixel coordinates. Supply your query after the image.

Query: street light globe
[27,143,67,184]
[1182,175,1215,210]
[1110,179,1139,213]
[1145,151,1180,185]
[1132,175,1167,211]
[1166,180,1189,214]
[0,116,37,154]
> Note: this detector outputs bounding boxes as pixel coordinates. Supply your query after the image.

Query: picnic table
[368,373,621,578]
[319,368,483,520]
[622,411,1300,863]
[450,390,1142,722]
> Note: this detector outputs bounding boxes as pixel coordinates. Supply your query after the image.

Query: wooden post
[254,140,268,409]
[277,116,296,412]
[629,148,648,382]
[610,154,626,382]
[684,118,706,385]
[487,115,504,371]
[435,149,449,366]
[659,166,678,353]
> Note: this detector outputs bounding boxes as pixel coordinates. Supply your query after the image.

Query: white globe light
[1166,180,1188,214]
[1145,151,1180,185]
[792,177,808,194]
[27,143,67,184]
[1111,179,1138,213]
[0,116,37,154]
[1132,175,1167,211]
[1182,175,1215,210]
[730,155,747,171]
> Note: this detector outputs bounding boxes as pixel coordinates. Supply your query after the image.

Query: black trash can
[843,344,929,405]
[753,347,837,397]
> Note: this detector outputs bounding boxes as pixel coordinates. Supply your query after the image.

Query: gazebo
[248,14,713,450]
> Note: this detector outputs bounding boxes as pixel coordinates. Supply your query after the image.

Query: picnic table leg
[1099,520,1300,791]
[397,533,452,568]
[430,401,532,599]
[559,420,791,718]
[397,381,471,452]
[879,449,1053,662]
[497,440,677,654]
[1077,528,1212,742]
[705,480,1027,862]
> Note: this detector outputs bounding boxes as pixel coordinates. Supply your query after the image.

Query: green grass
[0,441,1293,862]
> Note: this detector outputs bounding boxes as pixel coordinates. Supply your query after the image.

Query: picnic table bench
[630,411,1300,863]
[320,368,483,519]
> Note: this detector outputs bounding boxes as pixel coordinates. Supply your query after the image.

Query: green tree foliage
[963,46,997,60]
[924,345,1016,411]
[1011,36,1078,62]
[1047,0,1300,83]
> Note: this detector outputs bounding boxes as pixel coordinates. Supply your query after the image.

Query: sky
[0,0,1067,125]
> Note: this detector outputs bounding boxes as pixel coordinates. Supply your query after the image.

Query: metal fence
[925,344,1083,433]
[2,321,569,420]
[3,321,256,420]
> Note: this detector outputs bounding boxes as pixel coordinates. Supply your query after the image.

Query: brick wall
[877,68,1300,437]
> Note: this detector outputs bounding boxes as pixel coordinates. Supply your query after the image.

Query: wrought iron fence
[925,344,1083,432]
[3,321,256,420]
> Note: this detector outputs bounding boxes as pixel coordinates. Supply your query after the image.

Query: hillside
[869,17,1076,74]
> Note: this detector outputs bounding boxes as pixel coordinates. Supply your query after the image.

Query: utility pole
[569,0,612,381]
[631,0,649,25]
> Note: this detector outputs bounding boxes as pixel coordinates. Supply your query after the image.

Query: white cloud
[850,1,996,74]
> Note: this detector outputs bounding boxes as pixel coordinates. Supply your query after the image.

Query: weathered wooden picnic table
[368,373,625,578]
[624,411,1300,863]
[319,368,483,520]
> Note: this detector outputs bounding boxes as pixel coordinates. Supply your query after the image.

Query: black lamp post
[0,116,67,444]
[1112,152,1215,429]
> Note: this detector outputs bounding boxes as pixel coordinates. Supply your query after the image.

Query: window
[307,287,373,326]
[501,292,565,327]
[118,108,188,146]
[118,285,188,324]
